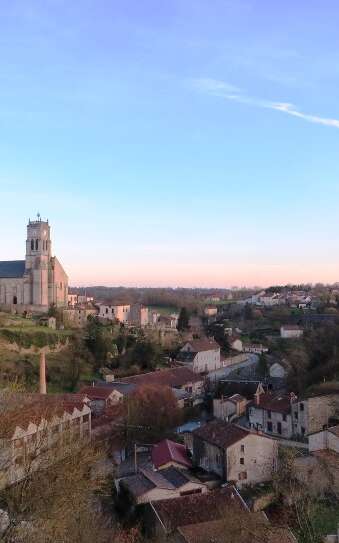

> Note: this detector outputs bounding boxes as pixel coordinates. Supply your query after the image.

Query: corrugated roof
[0,260,25,278]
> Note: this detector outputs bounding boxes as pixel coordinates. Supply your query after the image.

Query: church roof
[0,260,26,278]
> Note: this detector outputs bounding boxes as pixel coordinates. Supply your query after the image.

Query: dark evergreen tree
[177,307,189,331]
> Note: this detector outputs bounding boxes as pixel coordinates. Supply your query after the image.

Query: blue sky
[1,0,339,287]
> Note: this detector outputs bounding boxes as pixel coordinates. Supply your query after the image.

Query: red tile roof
[151,439,192,469]
[184,338,220,352]
[192,421,249,449]
[117,367,203,388]
[151,486,245,532]
[253,392,292,415]
[0,395,88,439]
[79,386,115,401]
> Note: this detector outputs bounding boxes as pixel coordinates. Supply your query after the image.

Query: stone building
[191,420,278,487]
[0,216,68,312]
[0,396,91,490]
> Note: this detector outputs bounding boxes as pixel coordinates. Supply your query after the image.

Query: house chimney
[39,351,47,394]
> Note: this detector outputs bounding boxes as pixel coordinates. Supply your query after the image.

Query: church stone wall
[49,257,68,307]
[0,279,25,305]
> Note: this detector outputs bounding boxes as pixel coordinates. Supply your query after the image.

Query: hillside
[0,313,97,393]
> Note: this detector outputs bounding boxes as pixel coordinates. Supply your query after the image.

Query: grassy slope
[0,313,96,393]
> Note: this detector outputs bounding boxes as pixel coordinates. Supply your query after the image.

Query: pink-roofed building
[151,439,192,471]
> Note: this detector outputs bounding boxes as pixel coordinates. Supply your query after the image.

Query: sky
[1,0,339,288]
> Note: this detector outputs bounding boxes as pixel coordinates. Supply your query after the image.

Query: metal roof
[0,260,25,278]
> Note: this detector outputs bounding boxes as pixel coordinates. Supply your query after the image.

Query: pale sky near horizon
[1,0,339,288]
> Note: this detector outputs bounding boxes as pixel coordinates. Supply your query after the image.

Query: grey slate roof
[160,467,189,488]
[0,261,25,278]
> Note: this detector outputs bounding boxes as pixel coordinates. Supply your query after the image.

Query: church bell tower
[25,214,51,307]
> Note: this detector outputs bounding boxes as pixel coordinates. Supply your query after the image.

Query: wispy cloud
[192,78,339,129]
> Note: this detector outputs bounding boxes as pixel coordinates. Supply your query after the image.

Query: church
[0,216,68,312]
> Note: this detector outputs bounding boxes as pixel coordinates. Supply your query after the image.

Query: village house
[129,303,149,326]
[309,424,339,454]
[146,486,246,541]
[213,394,247,422]
[248,391,296,439]
[63,307,97,328]
[79,384,136,415]
[151,439,192,471]
[0,396,91,490]
[215,381,268,401]
[98,303,131,323]
[146,486,295,543]
[291,393,339,436]
[178,338,221,373]
[190,420,278,487]
[118,466,208,505]
[156,314,179,330]
[293,425,339,498]
[116,366,205,408]
[204,306,218,317]
[229,336,243,352]
[280,325,303,339]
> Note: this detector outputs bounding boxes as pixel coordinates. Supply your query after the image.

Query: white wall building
[280,325,303,339]
[99,304,131,323]
[180,338,221,373]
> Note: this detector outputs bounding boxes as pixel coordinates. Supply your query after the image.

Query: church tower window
[35,239,39,251]
[31,239,34,251]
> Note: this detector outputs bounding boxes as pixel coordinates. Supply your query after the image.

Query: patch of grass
[311,500,339,538]
[0,326,73,349]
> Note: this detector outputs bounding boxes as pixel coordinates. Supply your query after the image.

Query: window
[240,444,245,453]
[35,239,39,250]
[15,456,24,466]
[31,239,34,251]
[294,412,298,420]
[52,425,60,435]
[14,438,23,449]
[283,414,287,422]
[277,422,282,435]
[267,410,272,419]
[300,403,304,412]
[267,421,273,432]
[240,457,244,465]
[301,427,305,435]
